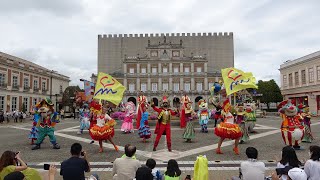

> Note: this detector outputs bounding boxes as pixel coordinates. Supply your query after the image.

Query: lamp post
[55,94,59,112]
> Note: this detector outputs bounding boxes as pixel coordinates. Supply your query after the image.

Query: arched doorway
[152,97,159,106]
[173,97,180,109]
[127,97,137,106]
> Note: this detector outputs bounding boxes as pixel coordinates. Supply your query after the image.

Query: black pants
[14,117,18,123]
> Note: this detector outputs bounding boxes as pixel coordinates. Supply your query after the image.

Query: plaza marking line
[7,122,320,162]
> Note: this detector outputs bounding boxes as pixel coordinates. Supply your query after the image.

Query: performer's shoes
[90,140,94,144]
[239,140,244,144]
[32,145,40,150]
[53,144,60,149]
[99,148,103,153]
[153,147,156,151]
[168,148,172,152]
[233,147,240,155]
[216,148,223,154]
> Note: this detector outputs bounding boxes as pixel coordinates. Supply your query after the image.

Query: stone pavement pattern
[0,116,319,179]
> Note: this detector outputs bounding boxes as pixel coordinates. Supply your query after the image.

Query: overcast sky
[0,0,319,88]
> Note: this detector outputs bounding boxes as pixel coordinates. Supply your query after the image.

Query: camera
[185,175,191,180]
[44,164,50,170]
[81,151,85,156]
[276,166,293,175]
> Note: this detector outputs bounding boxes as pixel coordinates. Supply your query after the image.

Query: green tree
[62,86,82,111]
[256,79,283,109]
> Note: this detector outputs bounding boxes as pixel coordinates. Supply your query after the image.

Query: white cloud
[0,0,319,87]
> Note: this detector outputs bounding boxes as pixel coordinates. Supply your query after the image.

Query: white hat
[288,168,307,180]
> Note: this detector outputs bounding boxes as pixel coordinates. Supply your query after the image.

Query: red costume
[136,94,147,129]
[180,95,191,128]
[152,96,177,152]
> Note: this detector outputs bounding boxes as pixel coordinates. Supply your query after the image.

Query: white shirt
[224,112,235,124]
[277,162,288,180]
[304,160,320,180]
[241,159,266,180]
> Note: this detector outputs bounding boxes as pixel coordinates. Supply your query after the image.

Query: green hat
[44,98,54,106]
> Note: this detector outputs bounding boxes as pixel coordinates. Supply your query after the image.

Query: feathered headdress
[89,101,102,114]
[222,99,231,112]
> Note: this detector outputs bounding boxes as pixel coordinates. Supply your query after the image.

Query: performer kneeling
[152,96,178,152]
[89,101,118,153]
[215,99,242,155]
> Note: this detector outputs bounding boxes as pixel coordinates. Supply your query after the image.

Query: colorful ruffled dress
[89,115,116,140]
[236,111,249,142]
[302,113,313,143]
[183,113,195,140]
[28,113,39,141]
[138,111,151,139]
[215,112,242,139]
[79,109,90,131]
[121,113,134,133]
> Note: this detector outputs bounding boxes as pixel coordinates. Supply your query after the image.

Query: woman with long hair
[304,145,320,180]
[165,159,181,180]
[0,151,41,180]
[277,146,302,180]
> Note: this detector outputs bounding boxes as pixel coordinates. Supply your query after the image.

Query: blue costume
[138,111,151,140]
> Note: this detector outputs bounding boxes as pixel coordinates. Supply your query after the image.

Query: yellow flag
[221,67,258,96]
[93,72,126,105]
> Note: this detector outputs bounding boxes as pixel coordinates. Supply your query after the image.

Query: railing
[34,87,39,91]
[23,86,30,91]
[12,85,19,90]
[42,89,47,94]
[0,83,7,89]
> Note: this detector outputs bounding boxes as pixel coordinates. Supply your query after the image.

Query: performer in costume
[89,101,118,153]
[215,99,242,155]
[244,100,257,133]
[138,104,151,142]
[180,93,191,128]
[197,99,210,133]
[136,91,147,129]
[301,106,313,143]
[28,105,39,145]
[78,104,90,134]
[152,96,178,152]
[121,101,135,133]
[278,100,304,150]
[235,104,249,144]
[182,101,196,142]
[212,99,223,128]
[32,98,60,150]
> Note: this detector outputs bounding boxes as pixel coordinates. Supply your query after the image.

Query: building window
[0,96,4,111]
[301,70,306,84]
[152,83,157,92]
[283,75,287,87]
[173,67,179,73]
[196,67,202,73]
[288,73,293,87]
[208,82,214,89]
[152,67,157,74]
[11,97,17,111]
[23,78,29,89]
[172,50,180,57]
[0,73,5,86]
[184,83,190,92]
[317,66,320,81]
[141,68,146,74]
[42,82,46,91]
[141,83,147,92]
[196,83,203,91]
[34,80,38,90]
[163,67,168,73]
[129,68,134,74]
[162,83,168,91]
[151,51,158,57]
[129,83,135,92]
[173,83,179,92]
[309,67,314,83]
[294,72,299,86]
[184,67,190,73]
[12,76,18,88]
[23,97,28,112]
[33,98,38,106]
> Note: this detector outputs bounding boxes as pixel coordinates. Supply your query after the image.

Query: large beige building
[96,33,234,108]
[279,51,320,115]
[0,51,70,113]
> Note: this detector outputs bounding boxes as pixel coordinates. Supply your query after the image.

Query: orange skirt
[89,119,116,140]
[214,122,242,139]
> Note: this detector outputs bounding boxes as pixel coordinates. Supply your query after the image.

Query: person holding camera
[60,143,93,180]
[304,145,320,180]
[0,151,41,180]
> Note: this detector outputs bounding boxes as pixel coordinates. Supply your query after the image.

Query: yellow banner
[93,72,126,105]
[221,67,258,96]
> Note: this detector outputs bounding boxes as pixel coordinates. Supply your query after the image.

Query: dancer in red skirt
[215,99,242,155]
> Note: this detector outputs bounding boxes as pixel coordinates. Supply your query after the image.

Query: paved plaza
[0,116,319,179]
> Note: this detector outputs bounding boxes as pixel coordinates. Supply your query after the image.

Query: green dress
[182,114,195,140]
[0,165,41,180]
[165,175,181,180]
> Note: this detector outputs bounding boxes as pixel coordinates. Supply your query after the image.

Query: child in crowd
[146,159,162,180]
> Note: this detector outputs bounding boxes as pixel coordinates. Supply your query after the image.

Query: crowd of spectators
[1,143,320,180]
[0,110,30,123]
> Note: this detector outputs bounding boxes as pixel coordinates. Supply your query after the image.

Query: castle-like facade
[96,33,234,108]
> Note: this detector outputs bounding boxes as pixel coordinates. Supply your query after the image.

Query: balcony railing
[23,86,30,91]
[12,85,19,91]
[42,89,47,94]
[34,87,39,91]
